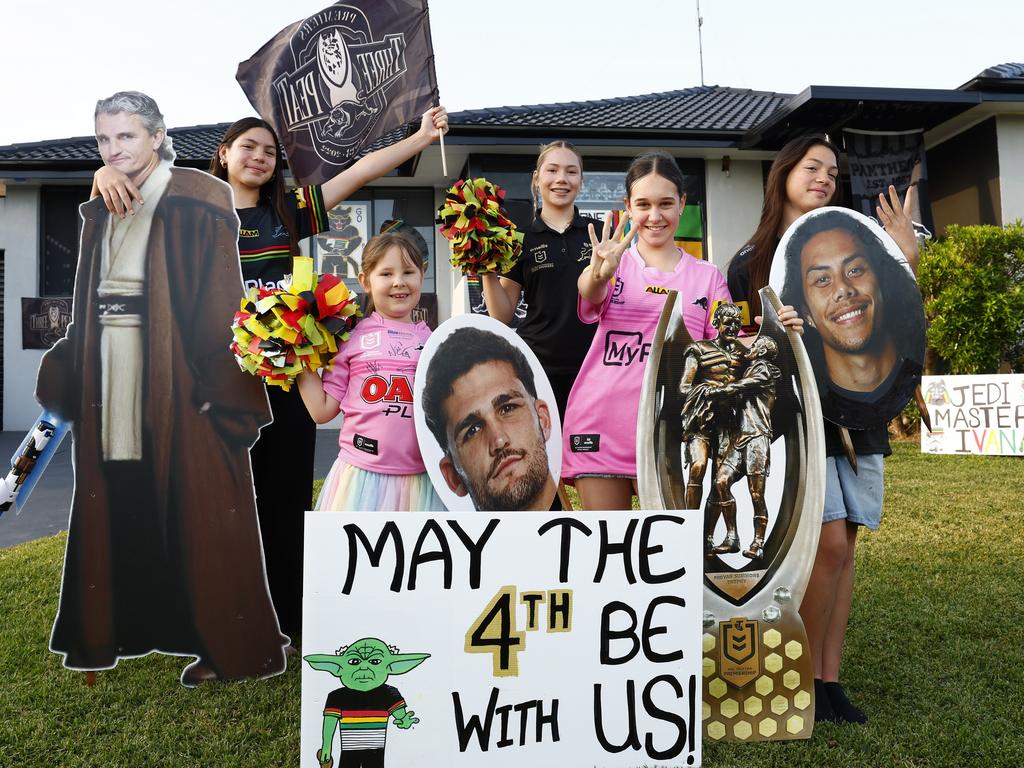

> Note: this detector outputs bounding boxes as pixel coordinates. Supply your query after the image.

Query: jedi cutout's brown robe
[36,167,286,680]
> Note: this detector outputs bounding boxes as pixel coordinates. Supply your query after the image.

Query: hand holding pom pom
[436,178,523,275]
[229,257,361,390]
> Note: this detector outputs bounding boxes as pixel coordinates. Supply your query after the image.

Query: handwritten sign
[301,511,702,767]
[921,374,1024,455]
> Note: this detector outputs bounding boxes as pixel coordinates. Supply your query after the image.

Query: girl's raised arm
[320,106,448,210]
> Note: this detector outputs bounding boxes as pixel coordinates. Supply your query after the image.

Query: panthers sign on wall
[237,1,438,184]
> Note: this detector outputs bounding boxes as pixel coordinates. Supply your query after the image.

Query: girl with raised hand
[91,106,448,647]
[296,232,444,512]
[726,134,919,725]
[562,151,731,510]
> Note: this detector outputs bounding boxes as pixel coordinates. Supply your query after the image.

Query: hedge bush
[917,222,1024,374]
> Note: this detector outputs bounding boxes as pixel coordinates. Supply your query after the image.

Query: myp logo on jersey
[361,374,413,418]
[237,1,439,185]
[603,331,651,367]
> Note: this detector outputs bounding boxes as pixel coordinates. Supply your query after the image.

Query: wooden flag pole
[439,128,448,177]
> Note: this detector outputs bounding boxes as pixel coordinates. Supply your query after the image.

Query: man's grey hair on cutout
[95,91,176,162]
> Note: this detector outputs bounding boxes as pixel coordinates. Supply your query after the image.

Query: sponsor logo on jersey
[692,296,709,310]
[570,434,600,452]
[610,277,626,304]
[239,228,259,238]
[360,374,413,404]
[353,434,379,455]
[603,330,650,366]
[645,285,670,295]
[243,275,292,291]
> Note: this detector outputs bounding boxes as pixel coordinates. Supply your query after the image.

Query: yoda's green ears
[304,636,430,679]
[304,653,430,676]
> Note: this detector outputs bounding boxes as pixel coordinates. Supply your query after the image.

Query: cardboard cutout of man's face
[94,112,162,183]
[414,314,563,513]
[769,206,925,429]
[438,360,553,511]
[798,228,883,355]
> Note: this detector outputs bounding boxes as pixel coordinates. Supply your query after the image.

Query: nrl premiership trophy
[637,287,824,742]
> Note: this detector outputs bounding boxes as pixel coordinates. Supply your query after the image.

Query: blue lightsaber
[0,411,70,517]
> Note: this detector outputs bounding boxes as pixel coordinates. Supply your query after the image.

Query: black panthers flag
[843,128,934,237]
[237,1,438,185]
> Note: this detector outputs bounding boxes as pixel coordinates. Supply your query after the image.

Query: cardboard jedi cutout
[34,92,285,686]
[770,207,925,429]
[415,314,561,512]
[637,288,824,742]
[301,510,703,766]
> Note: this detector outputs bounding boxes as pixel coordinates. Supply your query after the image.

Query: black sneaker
[814,678,839,723]
[825,681,868,724]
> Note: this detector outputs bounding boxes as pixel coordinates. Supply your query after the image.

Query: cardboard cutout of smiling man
[416,314,561,512]
[35,91,286,686]
[772,207,925,429]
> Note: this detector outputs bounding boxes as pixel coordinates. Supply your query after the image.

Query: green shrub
[917,222,1024,374]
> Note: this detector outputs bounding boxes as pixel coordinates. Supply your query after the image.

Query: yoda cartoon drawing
[305,638,430,768]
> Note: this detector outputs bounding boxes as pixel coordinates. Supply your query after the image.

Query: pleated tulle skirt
[315,457,446,512]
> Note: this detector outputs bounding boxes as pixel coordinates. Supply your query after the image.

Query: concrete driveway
[0,429,341,549]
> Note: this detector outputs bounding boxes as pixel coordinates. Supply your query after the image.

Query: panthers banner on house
[843,128,934,236]
[237,1,438,185]
[301,510,703,767]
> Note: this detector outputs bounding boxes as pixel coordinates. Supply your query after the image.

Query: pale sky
[0,0,1020,146]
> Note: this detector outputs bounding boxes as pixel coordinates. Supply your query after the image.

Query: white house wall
[1,185,45,431]
[704,157,763,271]
[997,114,1024,225]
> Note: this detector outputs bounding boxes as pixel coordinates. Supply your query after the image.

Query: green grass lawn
[1,443,1021,767]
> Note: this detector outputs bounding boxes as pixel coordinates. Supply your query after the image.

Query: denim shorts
[822,454,884,530]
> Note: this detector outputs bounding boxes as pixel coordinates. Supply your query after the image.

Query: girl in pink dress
[562,152,732,510]
[296,232,444,511]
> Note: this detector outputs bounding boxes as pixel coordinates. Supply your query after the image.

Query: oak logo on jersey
[361,374,413,418]
[603,331,650,367]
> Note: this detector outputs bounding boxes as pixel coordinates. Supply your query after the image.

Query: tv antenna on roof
[697,0,705,86]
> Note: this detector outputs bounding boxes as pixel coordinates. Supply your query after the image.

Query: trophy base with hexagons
[702,599,814,742]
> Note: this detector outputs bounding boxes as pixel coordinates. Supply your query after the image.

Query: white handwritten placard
[921,374,1024,455]
[301,511,702,767]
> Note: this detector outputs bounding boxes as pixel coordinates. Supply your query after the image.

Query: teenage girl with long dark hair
[726,134,918,724]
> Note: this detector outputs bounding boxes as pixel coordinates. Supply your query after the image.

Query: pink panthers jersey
[322,312,432,474]
[561,244,731,478]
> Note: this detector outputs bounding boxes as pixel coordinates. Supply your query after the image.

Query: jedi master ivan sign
[921,374,1024,455]
[301,511,703,767]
